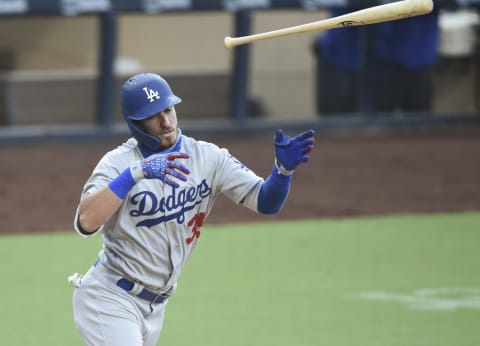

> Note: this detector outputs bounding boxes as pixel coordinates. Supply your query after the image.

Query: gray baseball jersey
[75,132,263,291]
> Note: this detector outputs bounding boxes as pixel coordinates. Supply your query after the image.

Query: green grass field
[1,212,479,346]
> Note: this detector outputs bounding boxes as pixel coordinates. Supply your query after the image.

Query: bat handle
[224,34,272,48]
[224,36,237,49]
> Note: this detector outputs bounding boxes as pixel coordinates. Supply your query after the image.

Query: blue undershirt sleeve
[257,166,293,215]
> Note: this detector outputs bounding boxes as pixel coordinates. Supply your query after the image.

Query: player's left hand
[274,129,315,174]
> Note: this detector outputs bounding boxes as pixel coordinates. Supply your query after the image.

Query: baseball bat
[224,0,433,48]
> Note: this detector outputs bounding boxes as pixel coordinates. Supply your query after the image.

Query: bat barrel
[412,0,434,13]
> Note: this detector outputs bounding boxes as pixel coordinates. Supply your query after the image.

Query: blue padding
[108,168,137,199]
[257,166,292,215]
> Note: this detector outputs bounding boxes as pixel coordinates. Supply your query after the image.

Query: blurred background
[0,0,479,137]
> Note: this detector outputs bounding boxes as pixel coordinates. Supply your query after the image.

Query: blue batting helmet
[120,73,181,152]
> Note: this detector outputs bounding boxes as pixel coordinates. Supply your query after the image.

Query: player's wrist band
[275,158,295,176]
[108,167,138,200]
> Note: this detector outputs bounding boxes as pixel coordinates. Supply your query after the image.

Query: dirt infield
[0,127,479,234]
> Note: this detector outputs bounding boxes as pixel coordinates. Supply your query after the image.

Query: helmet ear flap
[126,119,162,153]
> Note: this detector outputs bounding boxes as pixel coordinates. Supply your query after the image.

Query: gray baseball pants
[72,262,168,346]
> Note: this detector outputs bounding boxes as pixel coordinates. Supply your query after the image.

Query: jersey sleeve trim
[73,207,100,238]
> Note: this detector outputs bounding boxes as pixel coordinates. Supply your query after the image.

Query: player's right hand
[137,152,190,188]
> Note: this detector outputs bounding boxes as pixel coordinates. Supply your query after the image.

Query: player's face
[140,106,178,150]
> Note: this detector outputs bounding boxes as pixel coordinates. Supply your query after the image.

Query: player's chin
[159,133,177,147]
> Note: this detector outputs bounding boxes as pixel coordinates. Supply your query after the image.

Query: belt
[116,278,172,305]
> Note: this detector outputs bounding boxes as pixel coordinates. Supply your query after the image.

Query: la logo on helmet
[143,87,160,103]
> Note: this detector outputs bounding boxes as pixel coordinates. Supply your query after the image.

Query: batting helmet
[120,73,182,152]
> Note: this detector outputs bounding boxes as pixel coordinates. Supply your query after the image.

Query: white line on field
[350,287,480,310]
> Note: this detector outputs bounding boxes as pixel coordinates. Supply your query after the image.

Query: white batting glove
[68,272,83,288]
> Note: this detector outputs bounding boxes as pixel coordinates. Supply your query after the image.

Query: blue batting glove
[132,151,190,188]
[274,129,315,174]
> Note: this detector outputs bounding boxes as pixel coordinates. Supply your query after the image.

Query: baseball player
[70,72,315,345]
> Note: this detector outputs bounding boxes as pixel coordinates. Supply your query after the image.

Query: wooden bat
[224,0,433,48]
